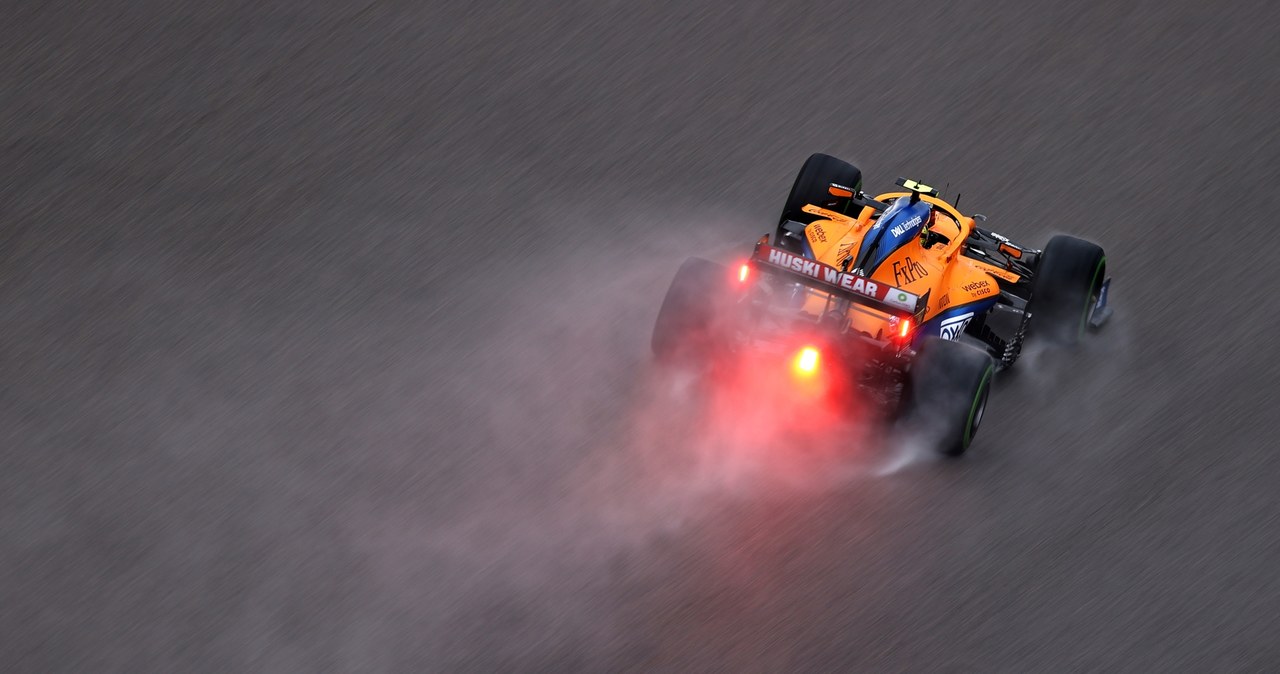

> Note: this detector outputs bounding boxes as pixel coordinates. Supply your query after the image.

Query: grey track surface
[4,1,1280,672]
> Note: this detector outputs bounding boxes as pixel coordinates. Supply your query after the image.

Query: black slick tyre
[1028,235,1106,345]
[651,257,729,362]
[902,337,996,457]
[776,153,862,249]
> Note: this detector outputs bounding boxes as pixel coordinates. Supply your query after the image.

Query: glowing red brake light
[899,318,912,339]
[793,346,820,376]
[738,263,750,283]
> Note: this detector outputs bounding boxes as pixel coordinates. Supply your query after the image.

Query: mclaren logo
[939,312,974,341]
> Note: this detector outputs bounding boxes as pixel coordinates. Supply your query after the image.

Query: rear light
[793,346,820,376]
[738,263,750,283]
[899,317,912,340]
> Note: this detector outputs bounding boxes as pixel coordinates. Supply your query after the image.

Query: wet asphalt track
[4,1,1280,671]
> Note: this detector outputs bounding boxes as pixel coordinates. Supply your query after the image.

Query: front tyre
[1028,235,1106,345]
[901,337,996,457]
[776,153,863,249]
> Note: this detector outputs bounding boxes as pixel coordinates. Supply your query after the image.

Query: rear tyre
[776,153,863,248]
[901,337,995,457]
[1028,235,1106,345]
[651,257,730,362]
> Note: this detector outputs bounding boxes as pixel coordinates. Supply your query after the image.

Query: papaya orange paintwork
[798,191,1004,330]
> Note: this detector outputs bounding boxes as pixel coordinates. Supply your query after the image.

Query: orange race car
[651,153,1111,455]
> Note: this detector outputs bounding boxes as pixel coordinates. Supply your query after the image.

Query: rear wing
[750,243,924,319]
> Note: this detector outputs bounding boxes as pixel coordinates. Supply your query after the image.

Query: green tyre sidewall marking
[962,365,994,449]
[1077,256,1106,340]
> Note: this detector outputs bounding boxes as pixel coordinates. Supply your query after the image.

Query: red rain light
[793,346,820,376]
[738,263,750,283]
[899,318,912,339]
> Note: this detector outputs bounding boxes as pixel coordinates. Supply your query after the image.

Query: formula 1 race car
[652,153,1112,455]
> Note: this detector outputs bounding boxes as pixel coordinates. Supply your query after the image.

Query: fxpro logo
[892,257,928,286]
[890,215,923,238]
[939,312,974,341]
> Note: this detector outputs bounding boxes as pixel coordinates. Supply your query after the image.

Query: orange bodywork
[796,193,1007,333]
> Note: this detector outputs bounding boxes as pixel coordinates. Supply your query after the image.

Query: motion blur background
[4,1,1279,671]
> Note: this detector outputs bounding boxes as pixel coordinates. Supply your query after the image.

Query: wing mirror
[828,183,855,198]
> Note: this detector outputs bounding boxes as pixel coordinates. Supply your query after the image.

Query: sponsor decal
[890,214,923,238]
[802,203,854,222]
[892,256,929,285]
[962,279,991,295]
[883,291,917,312]
[836,242,855,266]
[939,293,950,309]
[990,231,1010,243]
[760,246,917,311]
[810,223,828,243]
[939,312,974,341]
[984,265,1021,283]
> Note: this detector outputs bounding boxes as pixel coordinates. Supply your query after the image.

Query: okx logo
[939,312,974,341]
